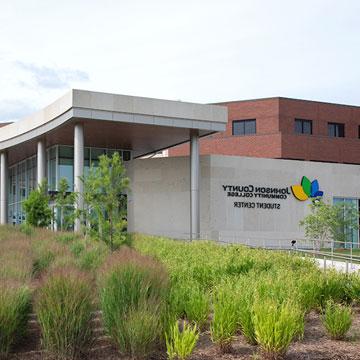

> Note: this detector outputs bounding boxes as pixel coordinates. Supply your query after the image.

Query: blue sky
[1,0,360,122]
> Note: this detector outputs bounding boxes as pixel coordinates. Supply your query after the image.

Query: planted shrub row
[99,247,169,359]
[0,229,33,357]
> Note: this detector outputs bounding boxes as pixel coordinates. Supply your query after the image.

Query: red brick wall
[169,97,360,165]
[279,98,360,163]
[169,98,282,159]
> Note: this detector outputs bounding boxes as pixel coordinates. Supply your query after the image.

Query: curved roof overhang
[0,89,228,165]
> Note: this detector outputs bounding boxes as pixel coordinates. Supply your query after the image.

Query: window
[333,198,359,248]
[295,119,312,135]
[232,119,256,136]
[358,125,360,139]
[328,122,345,137]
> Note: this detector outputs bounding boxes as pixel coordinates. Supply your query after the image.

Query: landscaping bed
[1,227,360,360]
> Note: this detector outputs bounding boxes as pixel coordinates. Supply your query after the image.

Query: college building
[1,91,359,247]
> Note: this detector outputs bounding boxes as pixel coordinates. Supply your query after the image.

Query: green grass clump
[253,299,304,359]
[166,320,199,360]
[210,285,238,352]
[0,283,31,356]
[321,301,352,340]
[120,306,161,359]
[35,267,93,359]
[169,282,209,328]
[99,247,168,359]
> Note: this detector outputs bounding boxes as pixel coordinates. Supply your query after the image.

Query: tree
[300,200,359,248]
[54,177,76,231]
[81,152,130,250]
[23,179,52,227]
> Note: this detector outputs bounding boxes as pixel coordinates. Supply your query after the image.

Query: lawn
[1,226,360,360]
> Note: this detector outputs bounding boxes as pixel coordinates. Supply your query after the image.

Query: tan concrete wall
[128,155,360,245]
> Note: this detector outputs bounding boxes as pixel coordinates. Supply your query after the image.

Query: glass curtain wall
[8,156,37,224]
[333,197,360,248]
[8,145,131,225]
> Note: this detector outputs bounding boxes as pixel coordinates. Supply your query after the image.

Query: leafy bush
[23,179,52,227]
[210,286,238,352]
[99,247,168,358]
[0,283,31,356]
[165,320,199,360]
[35,267,93,359]
[253,299,304,359]
[321,301,352,340]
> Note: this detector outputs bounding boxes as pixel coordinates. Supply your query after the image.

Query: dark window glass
[232,119,256,136]
[358,125,360,139]
[295,119,312,134]
[328,122,345,137]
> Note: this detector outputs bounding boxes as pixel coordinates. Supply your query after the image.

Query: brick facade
[168,97,360,164]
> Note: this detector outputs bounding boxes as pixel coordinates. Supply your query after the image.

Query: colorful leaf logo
[291,176,323,201]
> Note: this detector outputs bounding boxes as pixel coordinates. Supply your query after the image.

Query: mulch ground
[8,308,360,360]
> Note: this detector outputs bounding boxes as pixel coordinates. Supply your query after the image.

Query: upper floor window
[358,125,360,139]
[328,122,345,137]
[232,119,256,136]
[295,118,312,135]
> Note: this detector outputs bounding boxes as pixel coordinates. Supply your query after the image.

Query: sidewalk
[314,258,360,273]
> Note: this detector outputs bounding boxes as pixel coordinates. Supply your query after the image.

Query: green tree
[81,152,130,250]
[300,200,359,247]
[54,177,76,231]
[23,180,52,227]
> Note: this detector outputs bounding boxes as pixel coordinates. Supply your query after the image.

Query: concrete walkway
[314,258,360,273]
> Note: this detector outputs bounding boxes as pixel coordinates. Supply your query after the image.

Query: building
[0,89,227,239]
[169,97,360,164]
[0,92,359,247]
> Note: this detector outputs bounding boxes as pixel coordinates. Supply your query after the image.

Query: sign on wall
[222,176,323,210]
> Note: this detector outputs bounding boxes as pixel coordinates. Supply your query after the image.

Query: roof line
[211,96,360,108]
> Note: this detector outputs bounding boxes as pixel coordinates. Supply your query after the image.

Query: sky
[0,0,360,122]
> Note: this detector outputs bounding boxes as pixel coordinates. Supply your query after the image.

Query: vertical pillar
[74,123,84,232]
[0,151,8,224]
[37,139,46,186]
[190,130,200,240]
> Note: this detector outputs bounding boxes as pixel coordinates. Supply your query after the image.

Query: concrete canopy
[0,89,228,165]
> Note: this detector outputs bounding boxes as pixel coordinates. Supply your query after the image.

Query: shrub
[253,299,304,359]
[321,301,352,340]
[165,320,199,360]
[35,267,93,359]
[0,283,31,356]
[210,287,238,352]
[99,247,168,358]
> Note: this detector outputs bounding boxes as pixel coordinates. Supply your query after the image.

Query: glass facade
[8,156,37,224]
[333,197,360,248]
[8,145,131,225]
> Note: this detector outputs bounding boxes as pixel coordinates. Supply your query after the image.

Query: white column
[74,123,84,232]
[37,139,46,186]
[190,130,200,240]
[0,152,8,224]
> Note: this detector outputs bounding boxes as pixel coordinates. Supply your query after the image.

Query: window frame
[232,119,256,136]
[294,118,313,135]
[328,122,345,138]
